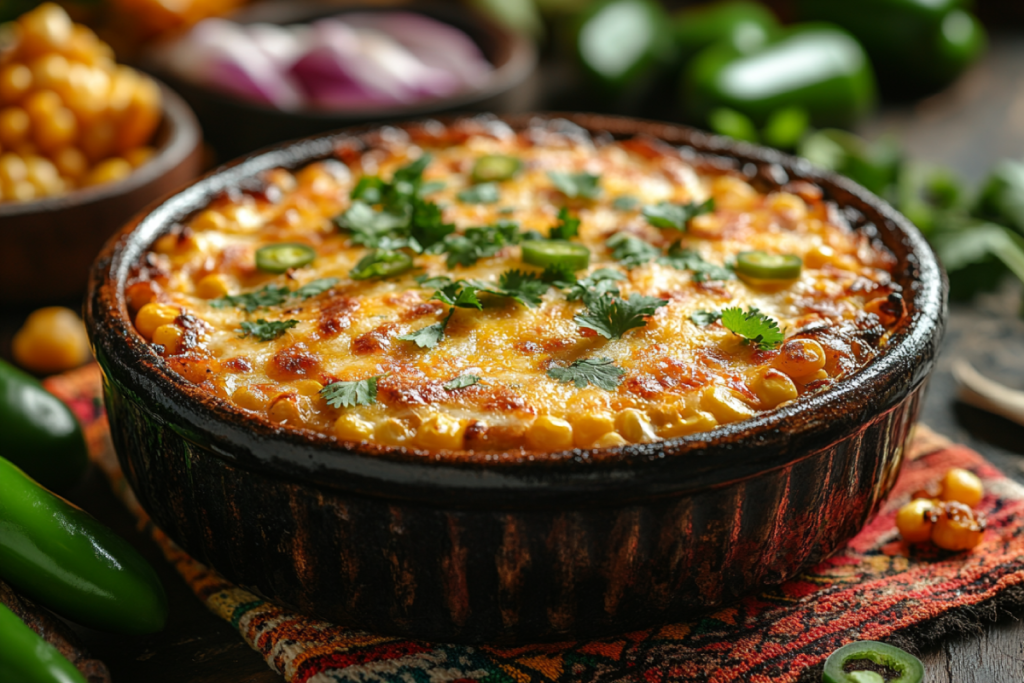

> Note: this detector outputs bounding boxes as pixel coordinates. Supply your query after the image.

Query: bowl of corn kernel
[0,3,202,304]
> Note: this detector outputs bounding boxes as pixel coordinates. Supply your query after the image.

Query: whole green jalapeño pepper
[0,359,88,494]
[574,0,675,103]
[0,456,168,634]
[0,603,86,683]
[795,0,986,96]
[674,0,779,64]
[682,24,877,129]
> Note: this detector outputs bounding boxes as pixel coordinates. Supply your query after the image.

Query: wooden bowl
[140,1,538,161]
[0,84,202,306]
[86,113,947,644]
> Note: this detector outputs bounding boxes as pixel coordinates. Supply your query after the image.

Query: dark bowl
[0,84,202,306]
[140,1,538,161]
[85,113,947,644]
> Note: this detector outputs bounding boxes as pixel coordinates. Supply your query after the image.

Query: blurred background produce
[1,0,1024,680]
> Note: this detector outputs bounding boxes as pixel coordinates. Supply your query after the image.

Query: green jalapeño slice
[522,240,591,271]
[471,155,522,183]
[256,243,316,273]
[822,641,924,683]
[736,250,802,279]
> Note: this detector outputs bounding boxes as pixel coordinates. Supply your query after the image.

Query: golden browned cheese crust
[127,121,902,454]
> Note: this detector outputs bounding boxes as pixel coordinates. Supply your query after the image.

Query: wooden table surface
[5,29,1024,683]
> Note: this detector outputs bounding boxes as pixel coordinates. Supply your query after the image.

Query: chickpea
[931,502,985,552]
[12,306,91,373]
[939,468,984,507]
[895,498,939,544]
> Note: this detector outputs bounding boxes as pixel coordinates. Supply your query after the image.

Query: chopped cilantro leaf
[397,315,451,349]
[606,233,660,269]
[320,375,382,408]
[409,199,455,249]
[418,180,446,196]
[414,274,453,290]
[210,284,290,312]
[574,292,668,340]
[457,182,501,204]
[432,282,483,310]
[350,249,414,280]
[613,195,639,211]
[334,200,410,248]
[549,207,580,240]
[351,176,384,203]
[548,170,601,199]
[642,198,714,230]
[690,310,721,327]
[443,374,481,390]
[494,269,549,308]
[721,307,784,350]
[434,221,521,268]
[292,278,339,299]
[236,319,298,341]
[547,357,625,391]
[541,262,578,287]
[565,268,626,302]
[659,243,734,282]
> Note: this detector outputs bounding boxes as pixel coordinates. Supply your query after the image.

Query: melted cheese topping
[128,122,901,454]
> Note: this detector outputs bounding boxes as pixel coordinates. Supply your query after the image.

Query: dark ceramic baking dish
[85,113,946,644]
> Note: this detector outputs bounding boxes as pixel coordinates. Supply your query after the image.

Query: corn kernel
[766,192,807,221]
[687,212,722,238]
[656,411,718,438]
[4,179,35,202]
[232,384,269,411]
[0,153,27,184]
[804,244,835,269]
[0,107,30,147]
[34,106,77,152]
[25,155,62,195]
[592,432,628,448]
[194,273,230,299]
[335,414,374,441]
[772,339,826,380]
[753,368,799,408]
[125,146,155,168]
[81,118,115,162]
[417,413,467,451]
[53,146,87,179]
[151,323,183,354]
[11,306,90,373]
[526,415,574,451]
[0,64,33,104]
[268,396,305,424]
[293,379,324,397]
[711,175,758,211]
[700,385,756,424]
[571,412,616,448]
[192,209,228,232]
[375,418,412,446]
[135,302,179,339]
[84,157,132,187]
[616,409,656,443]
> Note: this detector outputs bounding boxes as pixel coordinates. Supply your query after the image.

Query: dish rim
[0,82,201,219]
[85,112,946,505]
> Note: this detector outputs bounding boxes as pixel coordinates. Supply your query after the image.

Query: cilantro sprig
[443,374,482,391]
[574,292,668,340]
[565,268,626,303]
[659,243,734,282]
[548,207,580,240]
[547,358,625,391]
[548,171,601,199]
[606,233,660,269]
[457,182,500,204]
[642,198,714,230]
[211,278,339,312]
[434,221,521,268]
[690,310,722,327]
[320,375,383,408]
[720,307,784,350]
[236,319,298,341]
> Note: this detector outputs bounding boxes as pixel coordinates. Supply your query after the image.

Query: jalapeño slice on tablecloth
[822,641,924,683]
[256,243,316,273]
[736,251,802,279]
[522,240,591,271]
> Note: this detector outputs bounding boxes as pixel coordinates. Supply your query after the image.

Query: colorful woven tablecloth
[47,365,1024,683]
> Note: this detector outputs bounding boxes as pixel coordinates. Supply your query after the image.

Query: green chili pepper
[822,640,924,683]
[574,0,675,102]
[0,602,86,683]
[0,359,87,494]
[794,0,986,96]
[522,240,591,271]
[674,0,779,64]
[350,249,414,280]
[0,457,168,635]
[736,251,803,279]
[471,155,522,183]
[682,24,877,129]
[255,243,316,273]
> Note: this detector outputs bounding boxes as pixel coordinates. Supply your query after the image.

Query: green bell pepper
[674,0,779,64]
[574,0,675,103]
[794,0,986,95]
[0,359,88,494]
[0,456,168,635]
[0,603,86,683]
[682,24,877,129]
